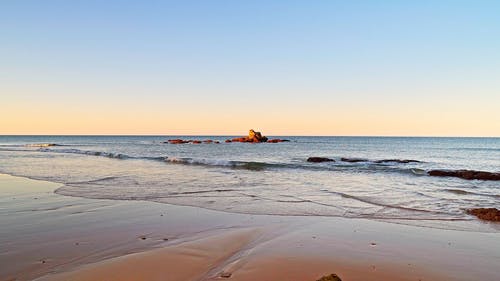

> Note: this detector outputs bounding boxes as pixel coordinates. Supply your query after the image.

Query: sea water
[0,136,498,231]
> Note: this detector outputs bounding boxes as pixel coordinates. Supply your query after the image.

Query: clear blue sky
[1,1,499,136]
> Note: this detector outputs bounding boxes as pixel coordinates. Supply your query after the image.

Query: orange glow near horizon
[2,96,499,136]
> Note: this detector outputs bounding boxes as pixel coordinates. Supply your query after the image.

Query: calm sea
[0,136,499,231]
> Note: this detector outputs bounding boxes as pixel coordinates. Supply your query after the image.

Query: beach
[3,0,500,279]
[1,173,499,281]
[3,1,499,279]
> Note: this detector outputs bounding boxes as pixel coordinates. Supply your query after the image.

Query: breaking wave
[25,143,61,147]
[29,147,429,175]
[2,146,498,181]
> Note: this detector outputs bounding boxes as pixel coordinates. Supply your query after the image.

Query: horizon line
[1,134,499,138]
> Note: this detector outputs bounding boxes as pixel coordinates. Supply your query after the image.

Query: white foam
[166,157,234,167]
[25,143,59,147]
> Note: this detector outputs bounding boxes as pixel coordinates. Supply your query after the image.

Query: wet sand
[1,174,499,281]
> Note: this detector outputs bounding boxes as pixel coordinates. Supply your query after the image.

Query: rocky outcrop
[467,208,500,221]
[428,170,500,181]
[248,129,268,142]
[375,159,420,164]
[229,129,270,143]
[167,130,284,144]
[307,157,335,163]
[341,158,368,163]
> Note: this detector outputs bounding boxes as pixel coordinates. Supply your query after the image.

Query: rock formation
[467,208,500,221]
[428,170,500,181]
[375,159,421,164]
[341,158,368,163]
[229,129,270,143]
[166,130,288,144]
[267,139,290,143]
[167,139,189,144]
[307,157,335,163]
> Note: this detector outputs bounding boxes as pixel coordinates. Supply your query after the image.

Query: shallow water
[0,136,499,231]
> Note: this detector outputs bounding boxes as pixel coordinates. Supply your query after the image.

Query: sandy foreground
[1,174,499,281]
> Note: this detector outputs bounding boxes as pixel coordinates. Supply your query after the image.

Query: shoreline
[1,173,499,281]
[13,169,500,234]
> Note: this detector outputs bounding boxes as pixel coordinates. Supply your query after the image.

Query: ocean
[0,136,498,231]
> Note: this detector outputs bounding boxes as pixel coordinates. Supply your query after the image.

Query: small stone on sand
[316,273,342,281]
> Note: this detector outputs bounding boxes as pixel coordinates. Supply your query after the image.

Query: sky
[1,0,499,136]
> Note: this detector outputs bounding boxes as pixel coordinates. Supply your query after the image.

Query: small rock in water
[316,273,342,281]
[307,157,335,163]
[467,208,500,221]
[167,139,189,144]
[374,159,420,164]
[232,137,248,142]
[428,169,500,181]
[267,138,290,143]
[341,157,368,163]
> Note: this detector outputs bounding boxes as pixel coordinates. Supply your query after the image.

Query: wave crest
[25,143,60,147]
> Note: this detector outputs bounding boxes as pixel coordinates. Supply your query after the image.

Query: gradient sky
[1,0,499,136]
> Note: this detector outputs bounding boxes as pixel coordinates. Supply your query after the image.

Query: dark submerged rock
[316,273,342,281]
[428,170,500,181]
[375,159,420,164]
[467,208,500,222]
[341,157,368,163]
[267,139,290,143]
[307,157,335,163]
